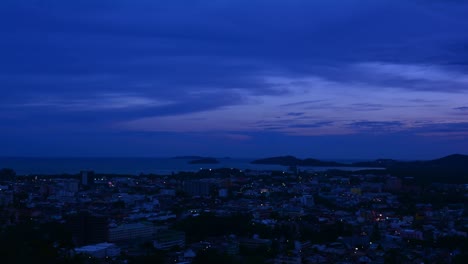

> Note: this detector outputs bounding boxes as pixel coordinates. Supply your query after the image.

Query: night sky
[1,0,468,159]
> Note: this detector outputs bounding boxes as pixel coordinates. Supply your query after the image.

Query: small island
[188,158,220,164]
[251,155,346,167]
[172,156,207,160]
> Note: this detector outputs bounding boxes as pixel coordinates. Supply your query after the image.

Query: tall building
[81,170,95,187]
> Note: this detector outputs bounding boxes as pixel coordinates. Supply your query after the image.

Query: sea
[0,157,381,176]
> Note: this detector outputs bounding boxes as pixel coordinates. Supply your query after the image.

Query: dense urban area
[0,160,466,264]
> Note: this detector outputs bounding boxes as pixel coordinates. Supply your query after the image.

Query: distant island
[351,153,468,169]
[251,154,468,169]
[251,156,346,167]
[251,154,468,183]
[253,153,467,166]
[188,158,220,164]
[172,156,210,160]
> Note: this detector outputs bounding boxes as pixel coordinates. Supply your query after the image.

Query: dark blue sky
[1,0,468,159]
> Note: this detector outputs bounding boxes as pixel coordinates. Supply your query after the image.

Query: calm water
[0,157,380,175]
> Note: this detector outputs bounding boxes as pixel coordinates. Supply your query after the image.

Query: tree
[13,191,29,208]
[384,249,400,264]
[140,241,154,257]
[192,249,237,264]
[112,200,126,209]
[174,213,253,242]
[0,168,16,181]
[370,223,381,242]
[0,222,76,264]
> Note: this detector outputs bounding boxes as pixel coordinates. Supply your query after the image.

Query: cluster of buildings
[0,168,466,263]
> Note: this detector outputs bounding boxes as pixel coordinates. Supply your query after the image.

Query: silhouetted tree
[192,249,237,264]
[370,223,381,241]
[0,168,16,181]
[0,222,76,264]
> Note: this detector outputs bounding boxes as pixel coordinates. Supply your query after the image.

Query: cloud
[365,63,467,83]
[114,70,468,137]
[287,121,335,129]
[286,112,305,116]
[410,122,468,138]
[454,106,468,111]
[413,122,468,133]
[14,93,170,111]
[280,100,326,107]
[349,103,384,111]
[1,0,468,157]
[348,121,405,132]
[349,63,468,92]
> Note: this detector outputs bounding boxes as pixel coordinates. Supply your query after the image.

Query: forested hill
[251,154,468,183]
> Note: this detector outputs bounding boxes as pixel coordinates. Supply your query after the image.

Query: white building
[75,243,120,258]
[153,230,185,250]
[108,223,158,242]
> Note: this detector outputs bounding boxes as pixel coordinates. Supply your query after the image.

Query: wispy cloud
[286,112,305,116]
[348,121,404,131]
[357,63,468,83]
[287,121,335,129]
[411,122,468,138]
[14,93,171,111]
[116,70,468,137]
[280,100,326,107]
[351,62,468,92]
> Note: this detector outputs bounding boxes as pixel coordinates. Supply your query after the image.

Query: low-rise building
[153,230,186,250]
[75,242,120,258]
[109,222,158,242]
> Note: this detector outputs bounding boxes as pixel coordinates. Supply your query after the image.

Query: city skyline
[1,0,468,159]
